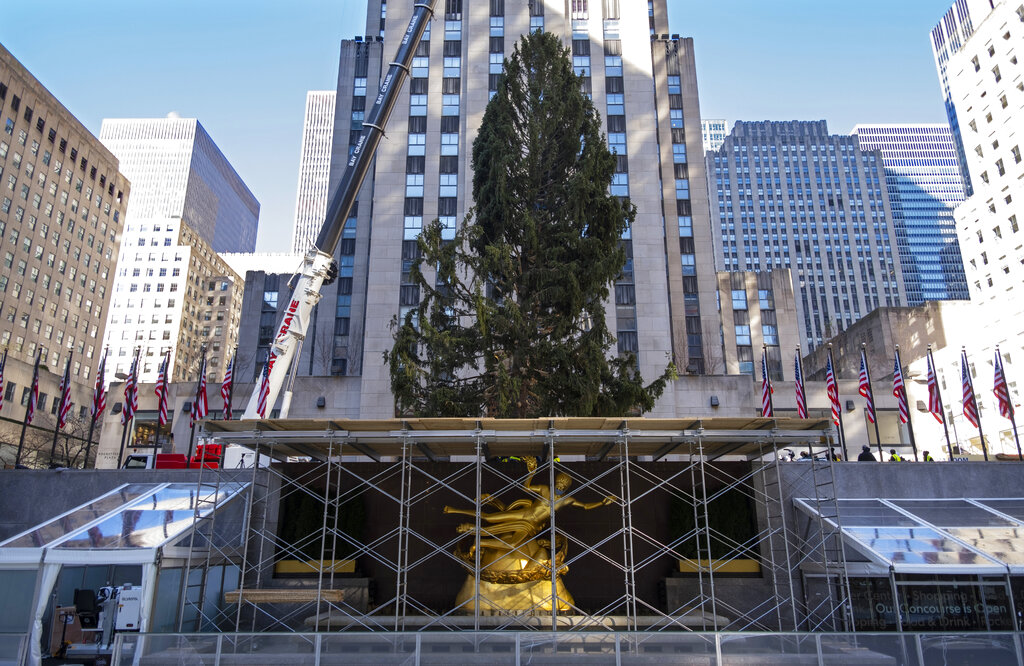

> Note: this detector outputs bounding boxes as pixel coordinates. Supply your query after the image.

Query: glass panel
[1,484,156,548]
[56,483,246,549]
[320,633,417,661]
[848,577,898,631]
[719,633,819,660]
[846,527,998,567]
[978,499,1024,524]
[892,499,1016,527]
[627,633,716,660]
[417,632,525,663]
[222,634,317,659]
[945,527,1024,565]
[836,499,921,527]
[0,570,37,632]
[820,633,915,665]
[919,633,1019,664]
[150,568,182,632]
[0,634,27,662]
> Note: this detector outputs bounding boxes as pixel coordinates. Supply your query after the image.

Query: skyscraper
[851,124,968,305]
[237,1,722,417]
[291,91,337,253]
[100,117,258,384]
[930,0,995,196]
[0,44,130,444]
[934,0,1024,398]
[706,120,905,349]
[701,118,727,153]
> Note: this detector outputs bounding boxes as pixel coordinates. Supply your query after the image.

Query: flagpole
[828,345,849,461]
[998,347,1022,459]
[895,346,919,461]
[929,345,955,460]
[48,354,72,464]
[964,347,988,461]
[763,344,776,415]
[83,347,107,469]
[187,344,208,465]
[15,353,40,467]
[84,418,96,469]
[117,347,140,467]
[862,344,884,461]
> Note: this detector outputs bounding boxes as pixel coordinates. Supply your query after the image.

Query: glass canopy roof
[795,497,1024,574]
[0,482,247,552]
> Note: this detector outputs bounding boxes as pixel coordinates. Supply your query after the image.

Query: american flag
[794,352,807,419]
[92,349,108,423]
[962,349,980,428]
[926,350,944,423]
[858,350,876,424]
[221,351,235,420]
[892,350,910,424]
[0,347,7,413]
[761,350,774,417]
[121,351,138,425]
[256,361,271,418]
[191,354,209,426]
[25,353,40,426]
[155,351,170,426]
[56,355,73,429]
[825,353,841,426]
[995,348,1014,419]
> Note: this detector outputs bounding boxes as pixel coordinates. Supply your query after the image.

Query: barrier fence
[99,630,1024,665]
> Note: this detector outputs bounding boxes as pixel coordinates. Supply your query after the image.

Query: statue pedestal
[455,574,574,614]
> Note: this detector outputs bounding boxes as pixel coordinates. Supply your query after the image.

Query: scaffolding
[182,417,849,635]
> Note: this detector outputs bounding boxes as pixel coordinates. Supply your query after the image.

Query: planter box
[678,558,761,574]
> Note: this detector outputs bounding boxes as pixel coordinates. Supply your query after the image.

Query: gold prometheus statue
[443,456,616,614]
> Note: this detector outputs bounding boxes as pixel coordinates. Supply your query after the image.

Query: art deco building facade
[99,118,257,384]
[706,120,906,350]
[291,91,336,253]
[237,0,722,418]
[0,44,129,446]
[851,124,969,304]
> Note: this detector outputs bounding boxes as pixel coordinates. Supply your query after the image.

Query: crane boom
[243,1,437,420]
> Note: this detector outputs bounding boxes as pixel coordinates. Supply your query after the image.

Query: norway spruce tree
[386,30,673,419]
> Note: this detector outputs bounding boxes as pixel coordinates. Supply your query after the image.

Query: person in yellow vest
[889,449,903,462]
[922,451,935,462]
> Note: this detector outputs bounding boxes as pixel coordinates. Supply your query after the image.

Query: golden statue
[443,456,616,614]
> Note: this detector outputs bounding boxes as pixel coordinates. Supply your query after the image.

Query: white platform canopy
[0,482,247,665]
[795,497,1024,575]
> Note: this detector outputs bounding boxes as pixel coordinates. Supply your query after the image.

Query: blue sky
[2,1,951,252]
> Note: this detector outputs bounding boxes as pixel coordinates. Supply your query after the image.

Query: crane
[242,1,437,420]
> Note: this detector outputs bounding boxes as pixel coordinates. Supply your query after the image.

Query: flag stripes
[962,349,980,428]
[858,350,876,424]
[892,350,910,424]
[794,352,807,419]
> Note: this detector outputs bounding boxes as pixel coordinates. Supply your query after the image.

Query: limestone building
[706,120,906,350]
[238,0,722,418]
[0,43,129,464]
[99,117,257,384]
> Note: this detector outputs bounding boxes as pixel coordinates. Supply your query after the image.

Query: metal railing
[107,630,1024,665]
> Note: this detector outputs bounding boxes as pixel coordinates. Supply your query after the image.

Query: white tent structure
[0,482,248,665]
